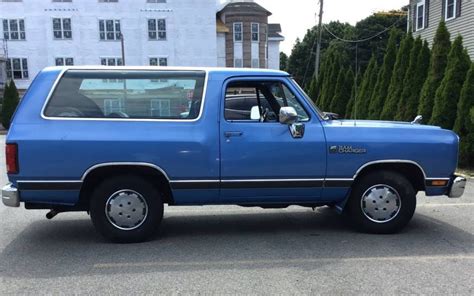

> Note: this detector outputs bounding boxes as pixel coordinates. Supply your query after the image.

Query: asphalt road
[0,136,473,295]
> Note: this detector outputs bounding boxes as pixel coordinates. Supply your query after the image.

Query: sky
[219,0,408,55]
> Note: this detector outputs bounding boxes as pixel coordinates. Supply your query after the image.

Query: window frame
[6,57,29,80]
[233,22,243,42]
[147,18,167,41]
[251,22,259,42]
[416,1,425,31]
[149,57,168,66]
[52,17,72,40]
[223,78,312,123]
[2,18,26,40]
[100,57,123,66]
[98,19,121,41]
[445,0,456,21]
[41,69,209,122]
[55,57,74,66]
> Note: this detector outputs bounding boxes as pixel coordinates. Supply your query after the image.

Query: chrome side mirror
[411,115,423,125]
[279,107,298,125]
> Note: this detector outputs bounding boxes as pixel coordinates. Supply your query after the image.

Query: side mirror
[279,107,298,125]
[323,112,340,120]
[250,106,261,120]
[411,115,423,125]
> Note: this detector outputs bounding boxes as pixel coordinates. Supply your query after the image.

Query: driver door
[219,77,327,203]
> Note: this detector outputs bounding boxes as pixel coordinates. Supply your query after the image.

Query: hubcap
[360,184,401,223]
[105,190,148,231]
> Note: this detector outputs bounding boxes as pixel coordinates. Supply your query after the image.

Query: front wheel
[345,170,416,234]
[90,176,164,243]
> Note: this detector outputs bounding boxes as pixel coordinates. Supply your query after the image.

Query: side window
[44,70,206,120]
[224,81,309,122]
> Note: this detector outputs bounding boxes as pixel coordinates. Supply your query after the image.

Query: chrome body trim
[449,176,466,198]
[2,184,20,207]
[81,162,171,181]
[40,68,210,123]
[353,160,428,180]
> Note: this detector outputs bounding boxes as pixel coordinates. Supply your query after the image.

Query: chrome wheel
[105,189,148,231]
[360,184,401,223]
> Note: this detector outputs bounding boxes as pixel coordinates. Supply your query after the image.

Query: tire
[345,170,416,234]
[90,175,164,243]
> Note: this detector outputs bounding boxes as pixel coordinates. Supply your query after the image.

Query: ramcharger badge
[330,145,367,154]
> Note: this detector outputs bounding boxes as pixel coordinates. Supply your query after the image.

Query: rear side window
[44,70,206,120]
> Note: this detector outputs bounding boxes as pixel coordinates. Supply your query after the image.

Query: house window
[100,57,123,66]
[251,59,259,68]
[416,1,425,31]
[147,0,166,2]
[55,57,74,66]
[251,23,259,42]
[99,19,121,40]
[149,57,168,66]
[2,19,25,40]
[233,23,242,42]
[6,58,28,79]
[104,99,123,115]
[234,58,243,68]
[445,0,456,20]
[148,19,166,40]
[151,99,171,117]
[53,18,72,39]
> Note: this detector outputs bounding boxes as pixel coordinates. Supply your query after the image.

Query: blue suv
[2,67,466,242]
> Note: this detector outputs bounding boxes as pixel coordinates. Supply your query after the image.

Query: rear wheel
[90,175,163,243]
[346,170,416,234]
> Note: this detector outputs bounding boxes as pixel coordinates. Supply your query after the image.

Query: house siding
[410,0,474,59]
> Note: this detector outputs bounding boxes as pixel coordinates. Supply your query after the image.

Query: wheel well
[354,163,425,192]
[78,165,174,208]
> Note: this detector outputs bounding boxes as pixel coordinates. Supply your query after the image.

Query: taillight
[6,143,18,174]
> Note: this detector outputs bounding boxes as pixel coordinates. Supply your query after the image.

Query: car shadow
[0,207,472,279]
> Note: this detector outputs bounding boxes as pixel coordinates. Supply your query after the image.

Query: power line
[322,15,405,44]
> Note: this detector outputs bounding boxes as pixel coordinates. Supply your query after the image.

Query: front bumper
[2,184,20,207]
[448,176,467,198]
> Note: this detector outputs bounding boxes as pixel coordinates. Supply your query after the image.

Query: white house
[0,0,283,92]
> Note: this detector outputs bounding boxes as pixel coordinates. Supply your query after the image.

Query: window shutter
[425,0,430,28]
[412,4,417,32]
[441,0,446,20]
[456,0,462,17]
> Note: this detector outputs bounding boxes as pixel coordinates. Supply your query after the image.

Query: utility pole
[314,0,324,79]
[119,33,125,66]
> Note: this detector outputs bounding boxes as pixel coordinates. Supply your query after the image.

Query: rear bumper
[2,184,20,207]
[448,176,467,198]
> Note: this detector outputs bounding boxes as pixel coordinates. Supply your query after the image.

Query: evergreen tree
[400,40,431,121]
[279,52,289,71]
[320,51,341,111]
[454,64,474,167]
[307,76,318,103]
[395,36,422,121]
[368,29,399,119]
[330,68,354,116]
[381,33,414,120]
[355,56,378,119]
[1,80,20,130]
[345,69,359,119]
[430,36,471,129]
[418,21,451,122]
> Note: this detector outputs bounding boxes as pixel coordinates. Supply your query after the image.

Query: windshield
[291,79,327,120]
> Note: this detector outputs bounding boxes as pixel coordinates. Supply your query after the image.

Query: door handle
[224,131,243,138]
